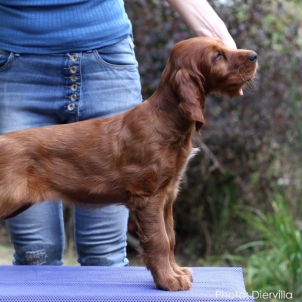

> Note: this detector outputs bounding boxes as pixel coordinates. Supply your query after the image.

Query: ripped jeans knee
[13,244,63,265]
[6,202,65,266]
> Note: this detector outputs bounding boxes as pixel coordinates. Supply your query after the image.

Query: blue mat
[0,266,254,301]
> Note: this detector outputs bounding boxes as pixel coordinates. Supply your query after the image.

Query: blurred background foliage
[125,0,302,298]
[125,0,302,254]
[1,0,301,299]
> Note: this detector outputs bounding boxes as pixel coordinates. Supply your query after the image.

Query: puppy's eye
[214,51,224,63]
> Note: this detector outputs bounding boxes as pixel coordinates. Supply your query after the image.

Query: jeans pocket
[0,50,13,71]
[94,36,138,70]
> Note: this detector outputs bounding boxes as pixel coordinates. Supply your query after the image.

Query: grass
[228,193,302,301]
[0,243,15,265]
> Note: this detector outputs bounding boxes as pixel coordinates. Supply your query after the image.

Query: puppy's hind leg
[0,138,34,219]
[2,203,33,219]
[0,177,33,219]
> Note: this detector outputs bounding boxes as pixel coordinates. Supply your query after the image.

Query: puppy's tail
[0,202,33,219]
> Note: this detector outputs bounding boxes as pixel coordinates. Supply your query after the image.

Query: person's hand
[166,0,237,49]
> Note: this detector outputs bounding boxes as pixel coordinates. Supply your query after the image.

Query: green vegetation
[228,193,302,301]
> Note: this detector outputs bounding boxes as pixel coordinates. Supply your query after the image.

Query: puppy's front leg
[130,195,192,291]
[164,191,193,282]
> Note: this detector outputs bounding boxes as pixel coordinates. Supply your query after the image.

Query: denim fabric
[0,36,142,266]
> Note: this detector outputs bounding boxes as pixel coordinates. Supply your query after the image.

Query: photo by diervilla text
[216,290,293,300]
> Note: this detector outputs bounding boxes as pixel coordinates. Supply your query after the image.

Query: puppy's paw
[179,267,193,282]
[155,273,192,291]
[171,263,193,282]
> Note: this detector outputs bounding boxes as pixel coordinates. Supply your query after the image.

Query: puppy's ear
[173,68,205,133]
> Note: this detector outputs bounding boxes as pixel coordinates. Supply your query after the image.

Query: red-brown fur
[0,37,257,291]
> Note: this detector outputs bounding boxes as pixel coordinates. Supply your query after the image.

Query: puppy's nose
[248,51,258,62]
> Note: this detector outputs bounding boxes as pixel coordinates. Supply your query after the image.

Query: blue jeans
[0,36,142,266]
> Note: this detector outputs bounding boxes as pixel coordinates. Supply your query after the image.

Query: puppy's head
[171,36,258,98]
[165,37,258,131]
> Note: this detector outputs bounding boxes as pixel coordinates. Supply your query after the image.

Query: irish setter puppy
[0,37,257,291]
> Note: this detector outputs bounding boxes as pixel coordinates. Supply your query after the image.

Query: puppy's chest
[161,147,200,186]
[177,147,200,177]
[125,148,199,196]
[156,147,200,194]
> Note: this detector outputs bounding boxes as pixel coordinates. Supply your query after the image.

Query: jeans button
[70,54,78,62]
[67,103,76,111]
[70,66,77,74]
[69,94,77,101]
[71,84,78,91]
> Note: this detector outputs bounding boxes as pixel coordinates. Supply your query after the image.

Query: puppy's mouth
[210,60,258,99]
[244,76,254,83]
[224,84,246,98]
[212,82,246,99]
[232,65,257,97]
[239,64,258,84]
